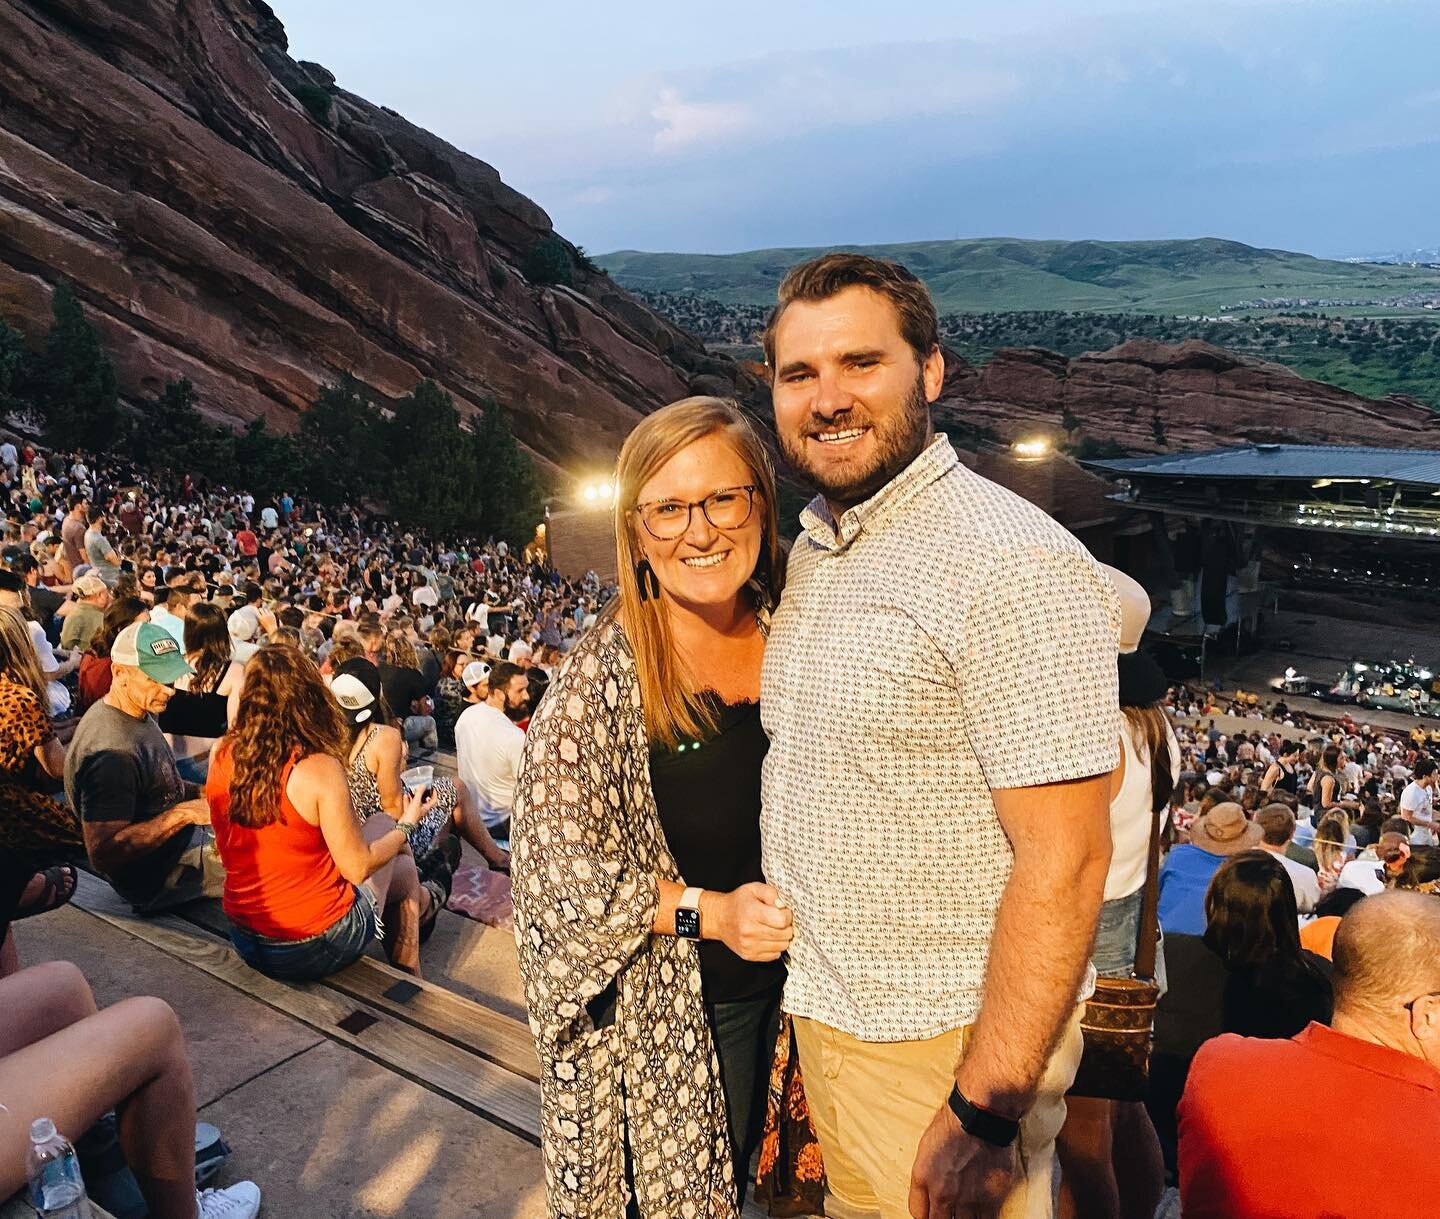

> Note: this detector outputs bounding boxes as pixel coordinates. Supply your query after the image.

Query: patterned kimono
[512,619,737,1219]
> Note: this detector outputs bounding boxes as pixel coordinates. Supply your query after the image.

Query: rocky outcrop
[0,0,757,478]
[937,338,1440,452]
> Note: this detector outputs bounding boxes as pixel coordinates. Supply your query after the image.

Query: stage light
[1285,667,1297,679]
[1012,437,1052,461]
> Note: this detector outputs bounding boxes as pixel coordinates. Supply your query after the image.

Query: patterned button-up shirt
[761,435,1121,1042]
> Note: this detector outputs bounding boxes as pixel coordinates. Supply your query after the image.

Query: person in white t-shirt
[507,638,533,666]
[1401,758,1437,847]
[453,661,530,836]
[1338,830,1411,896]
[1255,804,1321,913]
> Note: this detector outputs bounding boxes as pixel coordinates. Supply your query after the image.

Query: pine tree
[0,318,29,410]
[386,380,479,534]
[33,282,121,449]
[297,378,385,504]
[467,398,543,543]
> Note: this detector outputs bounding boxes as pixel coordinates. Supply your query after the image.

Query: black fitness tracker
[948,1083,1020,1148]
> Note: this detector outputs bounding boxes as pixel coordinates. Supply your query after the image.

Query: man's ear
[923,344,946,404]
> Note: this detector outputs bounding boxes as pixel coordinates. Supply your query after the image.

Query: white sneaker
[197,1181,262,1218]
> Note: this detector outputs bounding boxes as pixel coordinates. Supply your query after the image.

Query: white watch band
[679,886,703,912]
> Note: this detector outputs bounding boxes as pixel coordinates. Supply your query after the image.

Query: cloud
[651,88,752,151]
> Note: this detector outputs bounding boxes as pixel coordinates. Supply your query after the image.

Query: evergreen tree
[385,380,479,533]
[297,378,385,504]
[0,319,29,410]
[133,377,205,470]
[467,398,543,543]
[33,282,121,449]
[233,417,302,498]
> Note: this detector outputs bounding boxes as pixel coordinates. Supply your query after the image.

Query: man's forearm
[954,816,1109,1117]
[90,806,196,873]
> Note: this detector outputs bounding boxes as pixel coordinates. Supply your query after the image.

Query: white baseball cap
[462,660,491,689]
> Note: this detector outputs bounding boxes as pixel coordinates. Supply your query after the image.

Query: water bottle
[26,1118,92,1219]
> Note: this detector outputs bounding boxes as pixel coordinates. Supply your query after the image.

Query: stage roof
[1082,445,1440,488]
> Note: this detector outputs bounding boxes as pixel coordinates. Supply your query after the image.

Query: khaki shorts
[792,1008,1085,1219]
[129,827,226,914]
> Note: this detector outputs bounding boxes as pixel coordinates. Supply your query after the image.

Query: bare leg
[358,816,424,978]
[1113,1100,1165,1219]
[0,972,199,1219]
[0,927,17,978]
[1056,1096,1120,1219]
[449,779,510,868]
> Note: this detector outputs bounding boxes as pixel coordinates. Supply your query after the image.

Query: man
[65,622,222,913]
[461,659,490,704]
[259,502,279,531]
[454,660,529,838]
[1178,891,1440,1217]
[83,506,121,587]
[149,579,197,648]
[59,573,112,652]
[234,519,258,560]
[1401,757,1436,847]
[0,437,16,482]
[1158,802,1262,936]
[1337,827,1411,897]
[60,495,88,571]
[759,254,1118,1219]
[1254,804,1320,913]
[10,553,68,635]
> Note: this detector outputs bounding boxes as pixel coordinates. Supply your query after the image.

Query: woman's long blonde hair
[603,397,785,750]
[0,606,50,709]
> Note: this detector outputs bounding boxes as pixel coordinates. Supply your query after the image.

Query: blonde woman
[513,398,791,1218]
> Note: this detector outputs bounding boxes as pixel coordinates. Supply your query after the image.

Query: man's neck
[1331,1007,1418,1058]
[103,687,147,720]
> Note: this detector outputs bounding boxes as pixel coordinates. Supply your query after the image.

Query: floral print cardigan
[512,619,738,1219]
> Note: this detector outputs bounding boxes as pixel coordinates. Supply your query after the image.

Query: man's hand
[174,796,212,827]
[908,1101,1017,1219]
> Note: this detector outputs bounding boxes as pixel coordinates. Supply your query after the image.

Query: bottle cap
[30,1117,56,1142]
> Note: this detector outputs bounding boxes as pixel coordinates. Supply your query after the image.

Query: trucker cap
[110,621,194,686]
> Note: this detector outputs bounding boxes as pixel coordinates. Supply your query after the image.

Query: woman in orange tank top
[206,645,434,979]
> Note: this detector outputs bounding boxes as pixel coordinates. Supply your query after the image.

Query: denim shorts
[229,886,377,981]
[1093,889,1168,992]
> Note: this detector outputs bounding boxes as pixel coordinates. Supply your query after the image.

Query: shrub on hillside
[523,235,573,288]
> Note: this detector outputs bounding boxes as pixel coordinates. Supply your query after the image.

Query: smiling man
[759,254,1120,1219]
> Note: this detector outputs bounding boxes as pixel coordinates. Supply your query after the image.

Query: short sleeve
[73,749,141,824]
[3,684,49,759]
[958,546,1121,790]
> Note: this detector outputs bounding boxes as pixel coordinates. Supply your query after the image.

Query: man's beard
[778,371,932,510]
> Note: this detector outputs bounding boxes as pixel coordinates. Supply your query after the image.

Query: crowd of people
[5,253,1440,1219]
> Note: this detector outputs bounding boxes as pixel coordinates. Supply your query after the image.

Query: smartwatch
[675,886,703,940]
[947,1084,1020,1148]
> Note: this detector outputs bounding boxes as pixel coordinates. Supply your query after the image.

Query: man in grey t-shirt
[67,622,222,912]
[82,504,121,586]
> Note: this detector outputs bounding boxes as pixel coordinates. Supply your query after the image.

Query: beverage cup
[401,765,434,795]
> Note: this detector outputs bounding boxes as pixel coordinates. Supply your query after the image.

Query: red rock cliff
[0,0,755,477]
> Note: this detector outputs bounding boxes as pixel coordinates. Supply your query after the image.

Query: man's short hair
[166,585,189,609]
[0,569,23,596]
[1416,757,1437,780]
[1383,816,1412,839]
[8,554,37,577]
[68,494,87,510]
[488,660,524,694]
[761,253,940,370]
[1256,803,1295,847]
[243,581,262,605]
[1332,891,1440,1016]
[86,505,104,524]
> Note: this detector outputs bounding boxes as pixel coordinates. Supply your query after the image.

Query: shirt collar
[1295,1021,1440,1093]
[799,435,958,553]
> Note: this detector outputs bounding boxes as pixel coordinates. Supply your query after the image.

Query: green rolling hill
[596,237,1440,315]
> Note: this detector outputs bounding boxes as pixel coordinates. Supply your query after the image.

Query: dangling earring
[635,559,661,602]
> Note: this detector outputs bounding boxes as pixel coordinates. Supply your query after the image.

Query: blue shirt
[1158,843,1228,936]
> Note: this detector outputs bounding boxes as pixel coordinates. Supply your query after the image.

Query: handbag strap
[1132,803,1164,980]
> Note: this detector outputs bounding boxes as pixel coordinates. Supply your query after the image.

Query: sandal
[15,864,78,920]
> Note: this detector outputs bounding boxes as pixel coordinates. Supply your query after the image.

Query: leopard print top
[0,674,81,860]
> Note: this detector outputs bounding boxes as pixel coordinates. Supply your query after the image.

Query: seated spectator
[166,603,246,785]
[60,573,112,652]
[433,649,470,742]
[454,660,528,840]
[77,595,151,713]
[0,961,261,1218]
[225,605,263,664]
[1338,830,1411,896]
[378,630,436,765]
[1178,891,1440,1218]
[334,658,508,916]
[1158,802,1260,935]
[1254,804,1320,913]
[207,646,432,979]
[1314,810,1357,894]
[0,606,80,974]
[1391,846,1440,893]
[1298,885,1368,961]
[11,553,68,638]
[1149,850,1333,1171]
[66,622,222,914]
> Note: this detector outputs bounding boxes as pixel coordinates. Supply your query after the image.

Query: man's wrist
[952,1066,1032,1122]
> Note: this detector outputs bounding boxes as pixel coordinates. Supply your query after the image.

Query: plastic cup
[401,765,434,795]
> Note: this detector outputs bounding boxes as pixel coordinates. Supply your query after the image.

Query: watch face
[675,907,701,940]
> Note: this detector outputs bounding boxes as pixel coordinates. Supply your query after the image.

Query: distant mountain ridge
[597,237,1440,315]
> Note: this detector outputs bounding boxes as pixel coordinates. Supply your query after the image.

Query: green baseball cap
[111,621,194,686]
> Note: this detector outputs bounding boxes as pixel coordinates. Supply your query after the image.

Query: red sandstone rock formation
[0,0,756,478]
[937,338,1440,453]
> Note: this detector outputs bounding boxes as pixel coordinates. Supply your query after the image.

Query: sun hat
[1189,802,1264,856]
[1101,564,1151,655]
[462,660,491,689]
[331,656,382,726]
[110,621,194,686]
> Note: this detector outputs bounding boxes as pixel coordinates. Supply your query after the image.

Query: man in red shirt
[234,520,258,559]
[1178,890,1440,1218]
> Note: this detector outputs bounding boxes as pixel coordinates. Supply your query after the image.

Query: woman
[1390,845,1440,892]
[1058,584,1173,1219]
[1148,850,1333,1168]
[1313,810,1353,893]
[513,398,792,1217]
[334,656,508,918]
[206,646,433,979]
[434,648,469,742]
[1309,743,1344,815]
[77,595,150,713]
[378,630,436,765]
[167,602,246,783]
[0,606,80,975]
[1260,741,1301,798]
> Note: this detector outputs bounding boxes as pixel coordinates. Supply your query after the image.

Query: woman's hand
[704,882,793,962]
[400,785,436,827]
